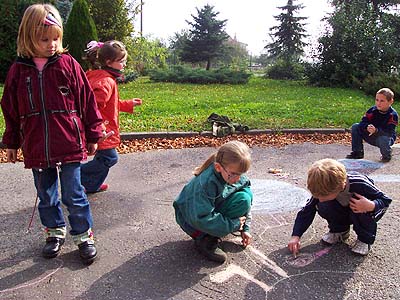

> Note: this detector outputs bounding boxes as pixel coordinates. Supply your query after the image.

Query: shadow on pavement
[76,240,213,300]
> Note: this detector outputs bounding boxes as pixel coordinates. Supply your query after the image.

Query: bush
[117,71,139,84]
[356,73,400,97]
[264,60,305,80]
[149,66,251,84]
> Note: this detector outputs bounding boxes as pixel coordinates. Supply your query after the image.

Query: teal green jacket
[173,163,252,238]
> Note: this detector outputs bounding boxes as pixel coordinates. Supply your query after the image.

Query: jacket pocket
[25,77,35,110]
[72,117,83,150]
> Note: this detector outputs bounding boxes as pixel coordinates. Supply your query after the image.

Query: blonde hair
[193,141,251,176]
[307,158,347,197]
[83,40,127,70]
[17,4,65,58]
[377,88,394,101]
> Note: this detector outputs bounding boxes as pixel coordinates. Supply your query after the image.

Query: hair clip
[43,12,61,27]
[86,41,104,52]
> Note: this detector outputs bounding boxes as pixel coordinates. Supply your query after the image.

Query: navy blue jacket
[292,172,392,237]
[359,106,398,141]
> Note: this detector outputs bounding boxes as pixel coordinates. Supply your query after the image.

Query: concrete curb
[119,128,349,140]
[0,128,350,149]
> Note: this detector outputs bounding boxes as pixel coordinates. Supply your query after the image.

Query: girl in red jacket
[1,4,103,264]
[81,40,143,193]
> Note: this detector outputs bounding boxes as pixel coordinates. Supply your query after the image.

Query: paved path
[0,142,399,299]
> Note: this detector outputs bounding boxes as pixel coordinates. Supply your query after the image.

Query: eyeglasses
[220,164,243,180]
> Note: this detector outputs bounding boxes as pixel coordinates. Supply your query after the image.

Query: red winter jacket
[1,54,103,169]
[86,69,136,150]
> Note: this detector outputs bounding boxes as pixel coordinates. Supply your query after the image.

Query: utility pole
[140,0,143,37]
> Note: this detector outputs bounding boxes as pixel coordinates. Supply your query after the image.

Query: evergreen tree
[180,4,229,70]
[64,0,98,68]
[88,0,134,43]
[55,0,73,24]
[265,0,308,62]
[0,0,37,82]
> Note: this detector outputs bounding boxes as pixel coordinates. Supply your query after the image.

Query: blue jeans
[80,148,118,192]
[318,200,377,244]
[32,162,93,236]
[351,123,394,158]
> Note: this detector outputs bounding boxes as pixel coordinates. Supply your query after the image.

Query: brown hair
[83,40,127,70]
[307,158,347,197]
[193,140,251,176]
[377,88,394,101]
[17,4,65,58]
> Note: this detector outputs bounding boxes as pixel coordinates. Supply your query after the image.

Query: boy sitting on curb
[288,158,392,256]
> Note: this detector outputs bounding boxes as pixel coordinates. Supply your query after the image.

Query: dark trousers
[318,200,377,244]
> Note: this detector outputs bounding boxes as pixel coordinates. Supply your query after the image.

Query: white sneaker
[351,240,371,256]
[321,230,350,245]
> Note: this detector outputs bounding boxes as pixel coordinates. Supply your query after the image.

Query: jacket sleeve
[291,197,318,237]
[119,99,134,113]
[353,178,392,221]
[1,64,21,149]
[242,210,252,232]
[358,107,374,130]
[74,61,103,143]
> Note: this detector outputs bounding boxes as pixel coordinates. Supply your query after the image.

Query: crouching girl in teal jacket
[173,141,253,263]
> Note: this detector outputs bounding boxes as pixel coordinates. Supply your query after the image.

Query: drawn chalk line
[209,263,272,293]
[0,258,63,294]
[247,246,288,278]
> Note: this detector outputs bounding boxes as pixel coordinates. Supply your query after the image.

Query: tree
[265,0,308,62]
[127,36,168,75]
[55,0,73,24]
[0,0,38,82]
[180,4,229,70]
[219,37,249,69]
[88,0,134,43]
[308,0,400,87]
[64,0,98,68]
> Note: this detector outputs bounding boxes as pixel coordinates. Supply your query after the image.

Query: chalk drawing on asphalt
[0,258,63,294]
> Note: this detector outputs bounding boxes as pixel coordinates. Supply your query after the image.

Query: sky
[134,0,334,55]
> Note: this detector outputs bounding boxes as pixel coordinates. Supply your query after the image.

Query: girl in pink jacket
[81,40,142,193]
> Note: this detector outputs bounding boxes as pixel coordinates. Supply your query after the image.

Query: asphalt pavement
[0,141,399,300]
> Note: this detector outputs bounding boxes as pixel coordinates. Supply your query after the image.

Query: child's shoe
[78,241,97,264]
[380,155,391,162]
[346,151,364,159]
[99,184,108,192]
[321,230,350,245]
[42,227,66,258]
[42,237,65,258]
[194,235,227,263]
[73,228,97,264]
[351,240,371,256]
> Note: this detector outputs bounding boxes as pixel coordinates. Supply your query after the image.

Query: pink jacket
[86,69,138,150]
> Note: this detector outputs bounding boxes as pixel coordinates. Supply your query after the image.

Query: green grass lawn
[1,76,397,133]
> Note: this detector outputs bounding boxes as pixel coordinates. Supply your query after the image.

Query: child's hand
[6,149,17,163]
[238,216,246,231]
[87,143,98,155]
[367,124,377,136]
[241,231,252,247]
[349,193,375,213]
[132,98,142,106]
[288,236,301,257]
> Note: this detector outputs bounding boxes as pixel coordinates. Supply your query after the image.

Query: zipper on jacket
[26,77,35,110]
[72,117,83,149]
[38,72,51,167]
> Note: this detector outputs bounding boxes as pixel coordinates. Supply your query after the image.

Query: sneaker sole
[321,231,350,245]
